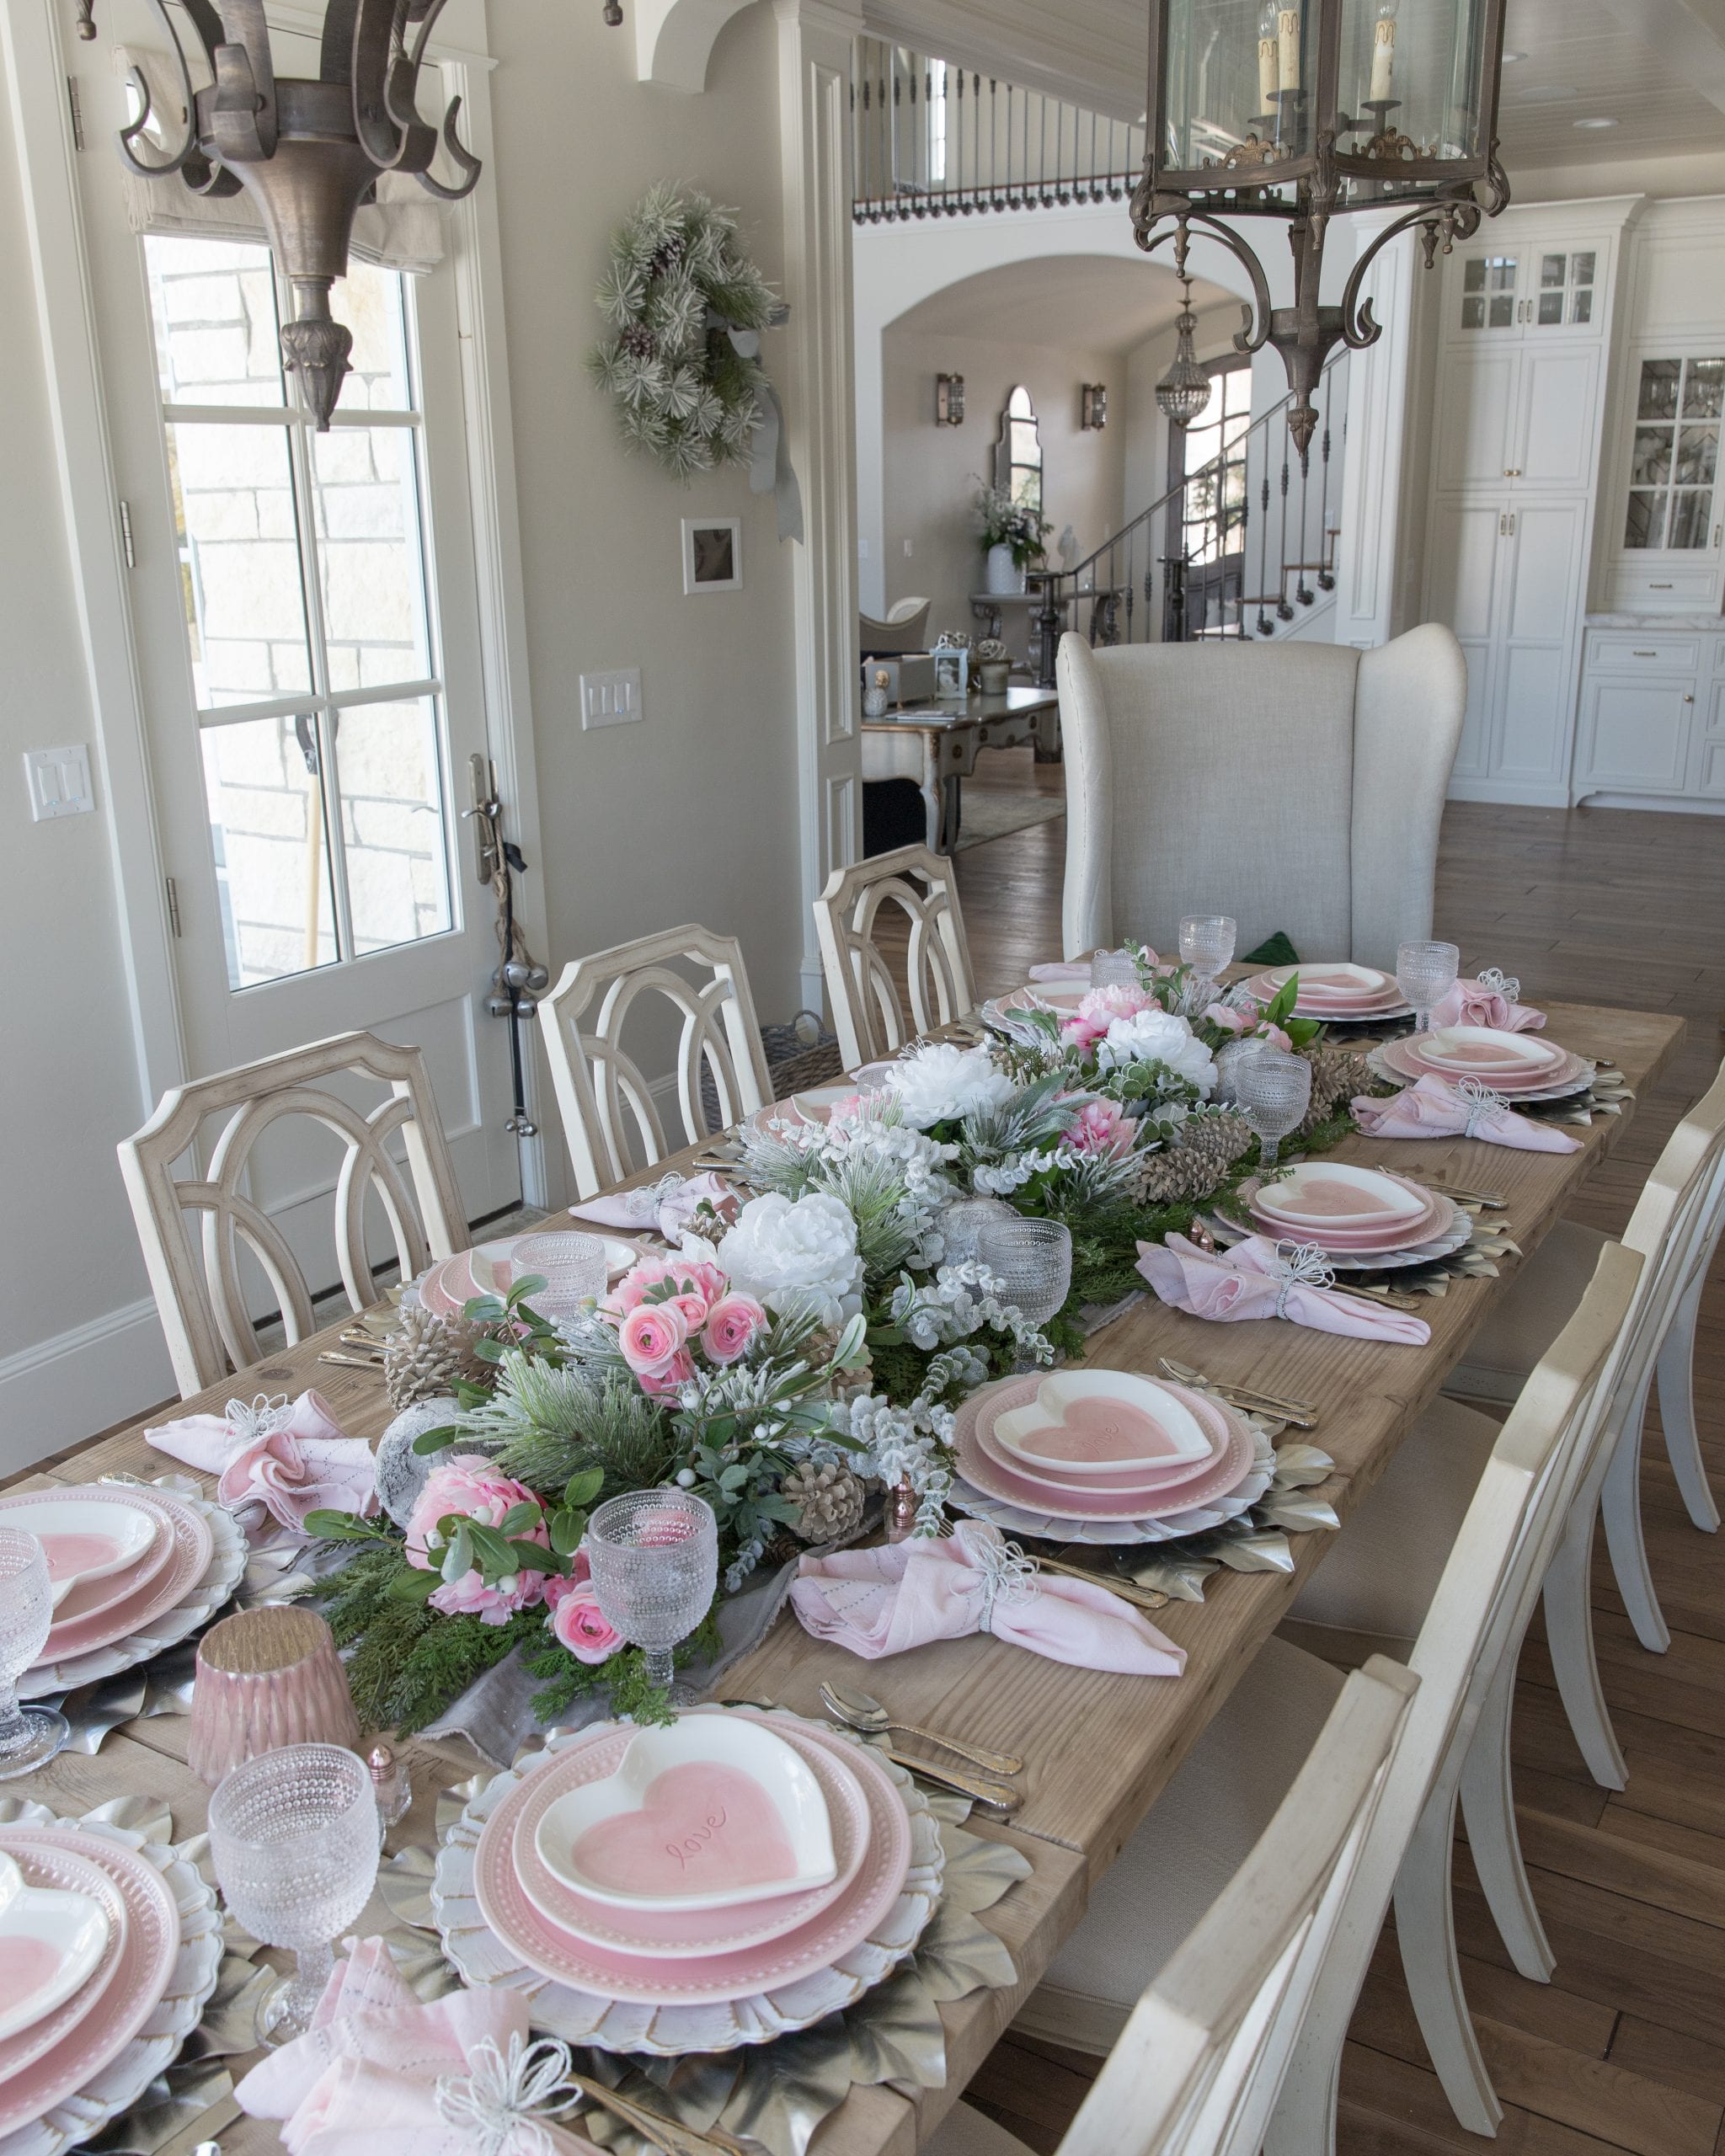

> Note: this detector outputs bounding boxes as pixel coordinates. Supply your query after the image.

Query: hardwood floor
[944,754,1725,2156]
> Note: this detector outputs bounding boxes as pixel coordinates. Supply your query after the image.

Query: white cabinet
[1573,626,1725,807]
[1599,352,1725,614]
[1455,245,1599,338]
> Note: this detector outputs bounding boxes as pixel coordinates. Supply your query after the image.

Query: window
[1625,355,1724,551]
[1173,362,1254,567]
[142,235,456,990]
[1000,385,1043,512]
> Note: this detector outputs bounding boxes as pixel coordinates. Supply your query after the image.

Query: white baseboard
[1445,778,1572,808]
[0,1299,176,1476]
[1574,789,1725,817]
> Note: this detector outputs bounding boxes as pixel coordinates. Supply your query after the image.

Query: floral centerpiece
[974,483,1052,571]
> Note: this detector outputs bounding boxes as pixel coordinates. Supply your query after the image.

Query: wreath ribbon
[720,316,804,544]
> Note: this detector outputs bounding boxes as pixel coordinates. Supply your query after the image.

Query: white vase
[985,542,1026,596]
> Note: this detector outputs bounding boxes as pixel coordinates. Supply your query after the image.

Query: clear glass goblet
[1396,940,1461,1033]
[585,1491,718,1698]
[975,1216,1074,1329]
[208,1742,380,2044]
[1234,1046,1313,1171]
[936,1194,1017,1265]
[1088,947,1140,992]
[0,1530,69,1778]
[1178,915,1238,1003]
[511,1232,610,1322]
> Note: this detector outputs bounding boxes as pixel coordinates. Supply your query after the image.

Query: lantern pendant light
[1134,0,1511,464]
[1156,224,1213,428]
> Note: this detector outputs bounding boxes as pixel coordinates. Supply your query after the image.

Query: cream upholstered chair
[1056,626,1466,968]
[119,1031,466,1397]
[537,924,771,1198]
[814,844,979,1067]
[1009,1246,1639,2148]
[923,1657,1418,2156]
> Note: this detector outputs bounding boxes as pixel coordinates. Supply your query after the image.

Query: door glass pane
[1670,489,1711,549]
[311,427,432,688]
[1677,424,1718,485]
[1461,296,1485,329]
[1572,253,1595,286]
[1487,292,1514,328]
[200,714,338,989]
[331,697,453,955]
[1639,361,1680,419]
[1683,359,1725,417]
[1540,253,1565,288]
[146,237,286,408]
[1537,291,1562,326]
[1571,289,1593,325]
[1625,492,1666,549]
[1463,259,1486,292]
[168,422,312,706]
[1632,428,1674,486]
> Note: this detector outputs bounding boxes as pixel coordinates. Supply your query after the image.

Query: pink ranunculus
[617,1300,690,1378]
[1204,1001,1253,1036]
[1261,1023,1294,1053]
[638,1349,697,1400]
[547,1579,625,1664]
[542,1546,593,1598]
[702,1292,768,1365]
[608,1254,728,1324]
[429,1564,547,1626]
[405,1455,547,1573]
[1069,1097,1140,1160]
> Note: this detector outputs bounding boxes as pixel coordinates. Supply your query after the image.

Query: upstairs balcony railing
[852,40,1145,222]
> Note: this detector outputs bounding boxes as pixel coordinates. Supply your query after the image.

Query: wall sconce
[935,374,966,426]
[1081,383,1108,431]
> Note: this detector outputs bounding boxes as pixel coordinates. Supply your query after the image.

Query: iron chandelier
[1134,0,1510,462]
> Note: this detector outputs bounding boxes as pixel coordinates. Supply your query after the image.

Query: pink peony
[546,1577,624,1663]
[702,1292,767,1365]
[617,1301,689,1378]
[609,1255,728,1328]
[1068,1097,1140,1160]
[429,1565,546,1626]
[1204,1001,1253,1036]
[1060,981,1152,1053]
[406,1455,547,1572]
[1262,1023,1294,1054]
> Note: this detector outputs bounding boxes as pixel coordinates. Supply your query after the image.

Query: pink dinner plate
[1242,965,1406,1016]
[11,1499,176,1637]
[0,1840,128,2084]
[956,1387,1256,1519]
[1384,1034,1590,1096]
[1245,1178,1451,1253]
[1249,1162,1429,1230]
[972,1375,1228,1497]
[32,1488,213,1665]
[473,1715,912,2005]
[0,1828,181,2140]
[505,1718,870,1959]
[1412,1027,1563,1078]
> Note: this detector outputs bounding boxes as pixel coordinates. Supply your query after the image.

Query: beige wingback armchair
[1056,625,1467,969]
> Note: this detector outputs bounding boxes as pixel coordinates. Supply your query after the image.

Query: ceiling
[889,253,1234,350]
[860,0,1725,168]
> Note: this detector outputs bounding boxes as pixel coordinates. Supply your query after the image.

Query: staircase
[1026,355,1349,685]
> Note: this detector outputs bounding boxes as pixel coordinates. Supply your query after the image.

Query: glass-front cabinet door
[1459,253,1519,332]
[1624,356,1724,554]
[1455,248,1596,334]
[1533,249,1595,328]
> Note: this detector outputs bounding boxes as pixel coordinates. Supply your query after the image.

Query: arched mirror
[994,384,1043,511]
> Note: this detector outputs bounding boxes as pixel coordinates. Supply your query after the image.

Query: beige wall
[878,325,1127,660]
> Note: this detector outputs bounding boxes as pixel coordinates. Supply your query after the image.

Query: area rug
[954,785,1067,851]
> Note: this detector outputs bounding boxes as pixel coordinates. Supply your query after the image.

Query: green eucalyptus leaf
[387,1566,443,1603]
[499,1502,542,1536]
[410,1424,460,1454]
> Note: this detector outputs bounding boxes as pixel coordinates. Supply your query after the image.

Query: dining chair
[1055,624,1466,969]
[1443,1054,1725,1662]
[1264,1242,1642,2143]
[921,1656,1419,2156]
[1011,1245,1640,2148]
[118,1030,466,1398]
[813,843,979,1067]
[537,924,772,1198]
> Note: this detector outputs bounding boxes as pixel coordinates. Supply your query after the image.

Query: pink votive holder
[188,1604,362,1787]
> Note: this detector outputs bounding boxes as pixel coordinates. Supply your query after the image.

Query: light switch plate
[24,745,94,820]
[579,668,643,730]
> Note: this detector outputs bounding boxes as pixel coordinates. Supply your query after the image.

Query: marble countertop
[1585,611,1725,629]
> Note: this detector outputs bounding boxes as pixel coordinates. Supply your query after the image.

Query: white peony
[1096,1008,1217,1097]
[716,1192,864,1326]
[885,1042,1017,1129]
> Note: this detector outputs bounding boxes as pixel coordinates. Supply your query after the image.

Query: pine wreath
[587,182,780,482]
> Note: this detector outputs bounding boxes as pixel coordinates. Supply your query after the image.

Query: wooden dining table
[0,995,1686,2156]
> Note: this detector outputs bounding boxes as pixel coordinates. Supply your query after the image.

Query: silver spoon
[818,1679,1024,1777]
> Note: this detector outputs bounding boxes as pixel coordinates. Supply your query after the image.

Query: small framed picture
[932,646,969,700]
[681,516,743,595]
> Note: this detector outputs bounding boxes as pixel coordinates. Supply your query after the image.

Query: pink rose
[1068,1097,1140,1160]
[547,1579,624,1664]
[617,1301,689,1377]
[702,1292,767,1365]
[405,1455,547,1572]
[1261,1023,1294,1054]
[1204,1001,1253,1036]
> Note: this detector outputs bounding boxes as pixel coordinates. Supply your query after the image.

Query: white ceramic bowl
[0,1849,109,2042]
[1251,1161,1430,1231]
[533,1716,838,1913]
[991,1370,1215,1478]
[3,1497,159,1610]
[1416,1027,1561,1075]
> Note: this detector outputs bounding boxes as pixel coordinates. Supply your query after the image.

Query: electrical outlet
[24,745,94,820]
[579,668,643,730]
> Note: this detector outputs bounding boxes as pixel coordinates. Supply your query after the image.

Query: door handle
[1508,512,1517,536]
[1499,513,1508,536]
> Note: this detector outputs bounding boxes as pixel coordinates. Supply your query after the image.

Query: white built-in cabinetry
[1573,623,1725,804]
[1422,202,1637,807]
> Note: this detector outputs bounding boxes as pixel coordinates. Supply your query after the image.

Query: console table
[861,686,1060,853]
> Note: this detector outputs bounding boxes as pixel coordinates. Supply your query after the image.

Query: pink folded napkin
[1430,969,1546,1032]
[238,1938,598,2156]
[790,1518,1186,1675]
[569,1169,740,1242]
[1136,1233,1432,1345]
[1028,961,1094,983]
[146,1389,377,1532]
[1351,1074,1582,1153]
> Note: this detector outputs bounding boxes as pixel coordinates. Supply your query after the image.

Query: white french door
[70,0,521,1274]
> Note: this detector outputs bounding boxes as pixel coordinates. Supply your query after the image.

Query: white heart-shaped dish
[0,1848,109,2042]
[1,1497,160,1610]
[533,1716,838,1913]
[991,1370,1215,1477]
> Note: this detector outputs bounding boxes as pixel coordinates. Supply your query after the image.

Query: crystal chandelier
[1135,0,1511,462]
[1156,253,1212,428]
[75,1,626,426]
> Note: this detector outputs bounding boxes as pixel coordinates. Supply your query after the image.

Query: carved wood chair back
[814,844,978,1066]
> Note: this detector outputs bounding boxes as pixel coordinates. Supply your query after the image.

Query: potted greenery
[975,483,1052,596]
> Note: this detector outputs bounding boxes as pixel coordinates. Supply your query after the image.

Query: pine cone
[1132,1111,1253,1207]
[782,1460,867,1545]
[647,234,686,278]
[1300,1045,1375,1135]
[619,322,658,360]
[383,1303,486,1412]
